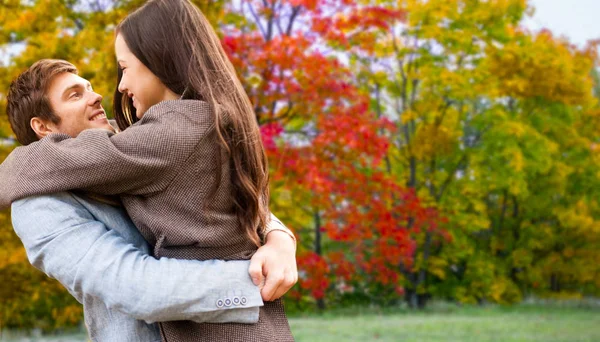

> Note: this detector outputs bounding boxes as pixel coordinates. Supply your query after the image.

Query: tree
[321,0,600,306]
[222,0,439,309]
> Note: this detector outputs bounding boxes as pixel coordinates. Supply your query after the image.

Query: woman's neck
[162,88,180,101]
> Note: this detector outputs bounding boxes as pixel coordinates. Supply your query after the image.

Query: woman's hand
[249,230,298,301]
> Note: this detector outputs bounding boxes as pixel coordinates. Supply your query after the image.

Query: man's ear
[30,117,57,139]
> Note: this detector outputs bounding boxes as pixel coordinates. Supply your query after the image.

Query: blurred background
[0,0,599,341]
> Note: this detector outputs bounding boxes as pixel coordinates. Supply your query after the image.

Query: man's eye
[70,92,81,99]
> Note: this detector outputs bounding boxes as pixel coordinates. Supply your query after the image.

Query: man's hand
[249,230,298,301]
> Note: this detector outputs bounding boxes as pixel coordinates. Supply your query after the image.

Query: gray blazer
[0,100,293,341]
[12,192,263,341]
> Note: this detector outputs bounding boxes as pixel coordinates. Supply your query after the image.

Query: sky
[525,0,599,46]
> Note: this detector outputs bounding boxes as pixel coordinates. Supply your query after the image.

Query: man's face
[44,72,114,137]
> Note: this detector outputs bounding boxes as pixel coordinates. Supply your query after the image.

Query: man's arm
[11,193,263,324]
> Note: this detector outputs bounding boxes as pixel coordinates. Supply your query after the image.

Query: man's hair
[6,59,77,145]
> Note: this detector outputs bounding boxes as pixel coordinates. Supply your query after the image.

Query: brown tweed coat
[0,100,294,342]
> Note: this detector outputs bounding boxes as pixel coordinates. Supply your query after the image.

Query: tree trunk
[314,210,326,310]
[550,273,560,292]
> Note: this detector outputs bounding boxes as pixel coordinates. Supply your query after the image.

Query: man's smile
[89,109,107,122]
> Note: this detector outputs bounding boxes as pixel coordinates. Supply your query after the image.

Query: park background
[0,0,599,341]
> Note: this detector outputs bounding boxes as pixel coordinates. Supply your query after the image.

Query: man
[3,59,297,341]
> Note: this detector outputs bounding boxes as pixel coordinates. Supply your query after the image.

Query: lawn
[289,301,600,342]
[2,301,599,341]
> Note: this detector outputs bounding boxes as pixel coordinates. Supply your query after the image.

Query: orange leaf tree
[222,0,440,309]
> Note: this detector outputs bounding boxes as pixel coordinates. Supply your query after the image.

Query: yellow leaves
[485,30,596,106]
[455,286,477,304]
[416,186,436,206]
[428,256,448,280]
[405,0,453,29]
[401,110,417,124]
[507,178,523,196]
[588,141,600,168]
[563,247,575,258]
[524,222,553,250]
[4,11,33,32]
[0,117,13,139]
[502,121,526,138]
[0,208,27,269]
[454,211,491,233]
[577,108,600,141]
[408,106,462,160]
[507,147,524,172]
[510,249,532,268]
[438,69,461,87]
[472,200,487,214]
[412,124,455,159]
[245,72,263,89]
[555,200,600,235]
[489,277,522,304]
[52,304,84,327]
[489,280,506,303]
[370,70,392,87]
[373,36,397,58]
[0,246,26,269]
[405,0,527,51]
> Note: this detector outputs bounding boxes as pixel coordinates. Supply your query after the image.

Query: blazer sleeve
[11,193,263,324]
[0,105,212,208]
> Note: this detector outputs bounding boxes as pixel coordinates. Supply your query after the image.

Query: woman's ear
[30,117,57,139]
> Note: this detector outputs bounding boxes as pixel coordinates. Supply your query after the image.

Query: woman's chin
[135,108,146,119]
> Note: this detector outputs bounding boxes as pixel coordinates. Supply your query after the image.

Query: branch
[263,0,276,41]
[275,2,285,36]
[246,0,268,39]
[286,6,301,36]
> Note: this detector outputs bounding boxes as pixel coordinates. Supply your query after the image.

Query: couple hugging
[1,0,297,341]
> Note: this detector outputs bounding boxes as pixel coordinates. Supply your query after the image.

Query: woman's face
[115,34,177,118]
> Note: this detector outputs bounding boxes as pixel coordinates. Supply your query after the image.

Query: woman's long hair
[113,0,269,246]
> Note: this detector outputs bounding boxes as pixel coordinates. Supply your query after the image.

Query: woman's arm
[265,213,296,246]
[249,214,298,301]
[0,101,212,207]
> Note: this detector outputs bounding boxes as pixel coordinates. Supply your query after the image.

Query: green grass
[2,301,599,341]
[289,301,600,342]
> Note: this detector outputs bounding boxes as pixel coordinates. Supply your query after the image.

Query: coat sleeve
[11,193,263,324]
[0,106,213,208]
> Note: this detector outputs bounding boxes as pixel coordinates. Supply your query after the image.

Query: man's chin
[101,124,116,133]
[103,125,116,133]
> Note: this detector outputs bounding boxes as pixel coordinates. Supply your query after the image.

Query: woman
[0,0,294,341]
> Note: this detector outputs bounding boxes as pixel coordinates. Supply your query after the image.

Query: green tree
[322,0,600,306]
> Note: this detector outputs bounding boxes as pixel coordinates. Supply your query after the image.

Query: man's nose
[88,91,103,106]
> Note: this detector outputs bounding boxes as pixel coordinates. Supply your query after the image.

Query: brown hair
[6,59,77,145]
[114,0,269,246]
